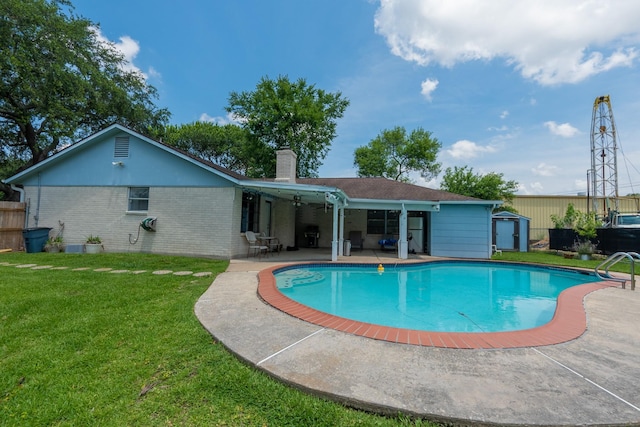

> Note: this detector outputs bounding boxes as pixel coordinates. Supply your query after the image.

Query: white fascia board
[240,181,335,192]
[346,198,440,211]
[439,200,503,207]
[240,181,348,202]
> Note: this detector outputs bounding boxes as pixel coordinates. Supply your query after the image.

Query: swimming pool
[257,261,613,348]
[273,261,598,333]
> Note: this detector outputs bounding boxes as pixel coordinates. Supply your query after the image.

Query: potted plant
[44,236,64,253]
[572,240,596,260]
[85,235,103,254]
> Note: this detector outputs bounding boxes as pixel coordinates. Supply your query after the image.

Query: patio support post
[331,200,339,261]
[398,204,408,259]
[338,206,345,256]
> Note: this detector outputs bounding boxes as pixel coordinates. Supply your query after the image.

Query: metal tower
[590,95,618,217]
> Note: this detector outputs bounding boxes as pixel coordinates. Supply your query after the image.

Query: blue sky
[71,0,640,196]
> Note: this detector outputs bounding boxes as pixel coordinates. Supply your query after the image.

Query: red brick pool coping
[257,263,619,349]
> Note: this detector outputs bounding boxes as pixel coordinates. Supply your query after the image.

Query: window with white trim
[128,187,149,212]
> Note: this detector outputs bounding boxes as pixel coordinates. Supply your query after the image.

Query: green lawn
[0,253,433,427]
[493,249,635,275]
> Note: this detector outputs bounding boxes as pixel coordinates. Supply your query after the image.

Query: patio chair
[348,230,364,250]
[259,232,281,254]
[245,231,269,258]
[378,235,397,251]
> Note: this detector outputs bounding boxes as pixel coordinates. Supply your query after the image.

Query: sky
[70,0,640,196]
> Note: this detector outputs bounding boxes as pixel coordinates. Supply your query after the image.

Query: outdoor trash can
[22,227,52,253]
[344,240,351,256]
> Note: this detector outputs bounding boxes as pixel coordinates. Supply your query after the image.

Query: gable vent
[114,136,130,158]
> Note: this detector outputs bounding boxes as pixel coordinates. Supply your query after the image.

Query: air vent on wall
[114,136,130,158]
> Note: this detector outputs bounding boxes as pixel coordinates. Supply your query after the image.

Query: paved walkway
[195,251,640,426]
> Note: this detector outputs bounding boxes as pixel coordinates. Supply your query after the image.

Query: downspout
[10,184,25,203]
[10,184,29,228]
[34,173,42,227]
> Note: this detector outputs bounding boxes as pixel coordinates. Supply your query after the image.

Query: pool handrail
[594,251,639,290]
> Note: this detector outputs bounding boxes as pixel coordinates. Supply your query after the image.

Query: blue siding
[430,204,492,259]
[18,132,234,188]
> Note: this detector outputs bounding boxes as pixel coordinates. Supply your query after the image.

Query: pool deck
[194,249,640,426]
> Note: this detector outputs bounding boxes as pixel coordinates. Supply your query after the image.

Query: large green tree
[0,0,169,199]
[154,122,257,175]
[225,75,349,178]
[353,126,441,182]
[440,165,519,210]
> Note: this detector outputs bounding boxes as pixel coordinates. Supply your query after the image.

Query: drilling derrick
[590,95,618,217]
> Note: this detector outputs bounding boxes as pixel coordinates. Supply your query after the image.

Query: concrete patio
[195,249,640,426]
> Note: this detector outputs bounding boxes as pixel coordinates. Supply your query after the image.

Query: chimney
[275,148,297,183]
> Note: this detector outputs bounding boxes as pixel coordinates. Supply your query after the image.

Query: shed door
[495,220,519,250]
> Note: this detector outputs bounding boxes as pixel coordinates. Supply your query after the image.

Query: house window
[128,187,149,212]
[241,192,259,233]
[367,210,399,235]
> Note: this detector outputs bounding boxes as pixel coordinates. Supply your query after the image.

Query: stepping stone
[94,268,113,272]
[72,267,90,271]
[16,263,37,268]
[173,271,193,276]
[152,270,172,275]
[131,270,147,274]
[31,265,53,270]
[51,266,69,270]
[193,272,212,277]
[109,269,129,274]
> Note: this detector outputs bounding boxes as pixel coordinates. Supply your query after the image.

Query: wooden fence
[0,201,26,251]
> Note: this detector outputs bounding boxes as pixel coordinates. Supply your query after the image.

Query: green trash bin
[22,227,52,253]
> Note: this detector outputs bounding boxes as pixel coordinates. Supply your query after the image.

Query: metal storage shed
[492,211,530,252]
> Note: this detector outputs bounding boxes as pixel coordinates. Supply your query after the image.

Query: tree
[353,126,441,182]
[225,75,349,178]
[440,166,519,209]
[0,0,169,199]
[154,122,257,175]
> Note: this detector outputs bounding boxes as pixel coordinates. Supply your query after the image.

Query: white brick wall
[23,186,237,257]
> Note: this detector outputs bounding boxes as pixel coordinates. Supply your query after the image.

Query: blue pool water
[275,262,598,333]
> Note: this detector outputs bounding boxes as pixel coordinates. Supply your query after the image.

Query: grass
[0,252,434,427]
[493,248,637,275]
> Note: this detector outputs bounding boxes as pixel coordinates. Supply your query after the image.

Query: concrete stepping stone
[72,267,91,271]
[31,265,53,270]
[173,271,193,276]
[16,264,37,268]
[109,269,129,274]
[94,268,113,272]
[152,270,173,275]
[131,270,147,274]
[193,272,212,277]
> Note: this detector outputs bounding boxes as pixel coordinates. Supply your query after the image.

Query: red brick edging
[257,264,617,349]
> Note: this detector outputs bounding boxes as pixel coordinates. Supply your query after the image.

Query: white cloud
[544,121,579,137]
[374,1,640,85]
[531,162,559,177]
[500,110,509,119]
[446,139,496,160]
[92,27,158,80]
[420,78,438,100]
[199,112,243,125]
